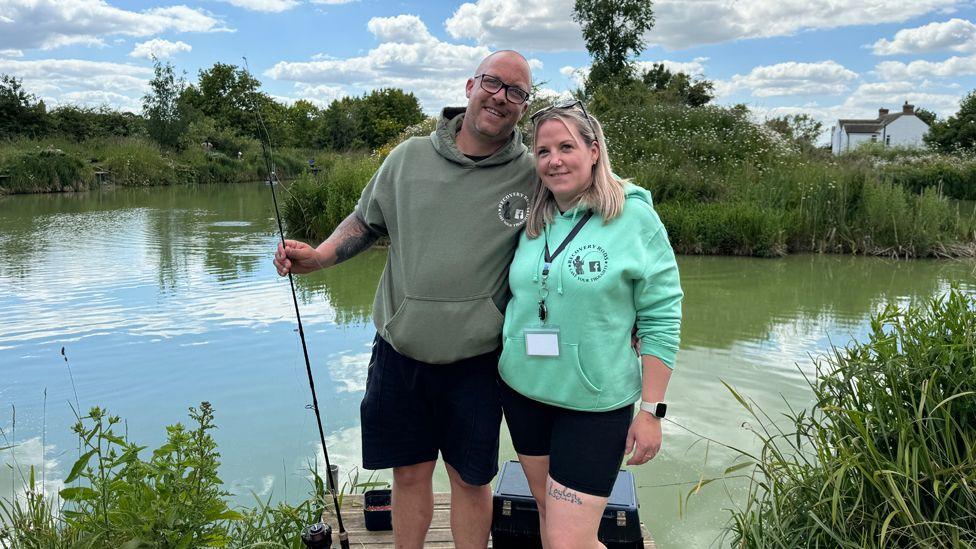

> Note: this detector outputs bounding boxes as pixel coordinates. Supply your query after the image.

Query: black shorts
[360,335,502,486]
[499,378,633,497]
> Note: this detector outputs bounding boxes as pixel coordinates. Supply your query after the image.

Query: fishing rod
[242,56,350,549]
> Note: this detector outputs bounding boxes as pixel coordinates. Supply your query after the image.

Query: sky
[3,0,976,131]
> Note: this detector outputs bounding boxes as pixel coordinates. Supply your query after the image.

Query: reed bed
[726,288,976,547]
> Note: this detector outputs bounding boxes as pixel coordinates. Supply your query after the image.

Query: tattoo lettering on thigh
[331,214,379,264]
[547,480,582,505]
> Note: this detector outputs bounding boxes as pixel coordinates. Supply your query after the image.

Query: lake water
[2,182,974,548]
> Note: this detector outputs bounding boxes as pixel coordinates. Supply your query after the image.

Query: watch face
[655,402,667,418]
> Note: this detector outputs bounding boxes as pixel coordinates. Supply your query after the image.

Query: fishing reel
[301,522,333,549]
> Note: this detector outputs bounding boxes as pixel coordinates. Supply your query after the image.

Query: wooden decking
[329,493,656,548]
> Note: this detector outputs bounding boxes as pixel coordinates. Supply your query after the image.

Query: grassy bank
[279,102,976,257]
[724,288,976,547]
[0,137,312,194]
[0,402,383,548]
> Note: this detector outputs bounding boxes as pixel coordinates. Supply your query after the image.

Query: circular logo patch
[497,192,530,227]
[567,244,608,282]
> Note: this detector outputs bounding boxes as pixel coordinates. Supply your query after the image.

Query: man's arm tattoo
[329,213,379,265]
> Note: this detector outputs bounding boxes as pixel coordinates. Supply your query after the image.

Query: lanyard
[539,210,593,323]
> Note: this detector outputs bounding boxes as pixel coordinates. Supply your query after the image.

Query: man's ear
[465,78,474,99]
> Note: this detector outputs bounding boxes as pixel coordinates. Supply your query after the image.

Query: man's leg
[445,462,492,549]
[392,460,437,549]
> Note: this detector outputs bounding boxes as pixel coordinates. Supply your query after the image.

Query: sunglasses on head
[530,99,597,137]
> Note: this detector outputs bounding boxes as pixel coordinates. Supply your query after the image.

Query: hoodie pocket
[499,337,602,407]
[383,295,504,364]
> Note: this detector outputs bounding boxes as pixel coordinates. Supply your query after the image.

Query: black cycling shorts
[499,378,633,497]
[360,335,502,486]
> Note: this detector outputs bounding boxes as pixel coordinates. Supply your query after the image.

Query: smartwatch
[639,401,667,419]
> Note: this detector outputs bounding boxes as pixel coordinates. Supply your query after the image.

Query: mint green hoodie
[498,183,683,411]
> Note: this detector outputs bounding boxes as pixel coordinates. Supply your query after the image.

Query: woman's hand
[624,411,662,466]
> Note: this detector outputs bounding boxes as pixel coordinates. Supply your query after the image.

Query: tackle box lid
[493,460,637,509]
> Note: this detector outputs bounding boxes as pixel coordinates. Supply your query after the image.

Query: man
[274,50,535,548]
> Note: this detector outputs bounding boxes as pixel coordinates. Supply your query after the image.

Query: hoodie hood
[431,107,528,167]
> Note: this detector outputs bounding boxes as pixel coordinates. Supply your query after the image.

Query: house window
[885,135,891,146]
[871,135,877,142]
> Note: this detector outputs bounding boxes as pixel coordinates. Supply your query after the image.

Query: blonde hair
[525,105,626,239]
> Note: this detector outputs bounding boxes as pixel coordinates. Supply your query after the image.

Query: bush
[726,289,976,547]
[0,147,93,193]
[100,138,189,186]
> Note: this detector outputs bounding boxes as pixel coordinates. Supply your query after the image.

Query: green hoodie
[355,107,536,364]
[498,183,683,411]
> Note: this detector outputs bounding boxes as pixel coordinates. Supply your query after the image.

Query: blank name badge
[524,327,560,357]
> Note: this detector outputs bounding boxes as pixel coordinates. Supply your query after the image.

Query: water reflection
[1,183,974,548]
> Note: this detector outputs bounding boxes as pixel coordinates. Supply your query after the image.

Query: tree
[143,59,188,148]
[318,97,364,151]
[914,107,937,126]
[282,99,322,148]
[925,90,976,153]
[640,63,714,107]
[181,63,264,139]
[764,114,824,147]
[0,74,49,139]
[358,89,424,149]
[573,0,655,86]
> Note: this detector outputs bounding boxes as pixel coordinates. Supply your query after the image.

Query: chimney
[903,102,914,114]
[878,108,889,118]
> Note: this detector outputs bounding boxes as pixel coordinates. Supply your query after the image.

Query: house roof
[843,123,882,134]
[838,111,928,134]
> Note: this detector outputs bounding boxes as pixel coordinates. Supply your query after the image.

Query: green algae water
[1,182,974,548]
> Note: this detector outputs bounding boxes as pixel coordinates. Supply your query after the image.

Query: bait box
[362,489,392,531]
[491,460,643,548]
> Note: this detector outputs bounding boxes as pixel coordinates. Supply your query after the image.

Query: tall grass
[0,402,387,548]
[281,154,382,241]
[725,288,976,547]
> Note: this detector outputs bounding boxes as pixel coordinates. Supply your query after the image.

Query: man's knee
[393,461,436,487]
[445,464,490,492]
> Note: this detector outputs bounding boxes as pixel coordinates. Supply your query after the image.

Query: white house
[831,102,930,155]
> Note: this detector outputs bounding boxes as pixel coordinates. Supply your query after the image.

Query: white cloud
[129,39,192,60]
[0,58,152,112]
[267,15,500,111]
[218,0,300,12]
[0,49,23,57]
[444,0,964,52]
[0,0,230,52]
[292,83,347,107]
[725,61,858,97]
[445,0,581,51]
[871,18,976,55]
[635,57,710,77]
[876,54,976,80]
[367,14,433,44]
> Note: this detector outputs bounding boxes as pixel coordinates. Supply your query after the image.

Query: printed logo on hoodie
[567,244,608,282]
[497,192,530,227]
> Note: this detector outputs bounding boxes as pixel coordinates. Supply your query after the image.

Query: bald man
[275,51,535,548]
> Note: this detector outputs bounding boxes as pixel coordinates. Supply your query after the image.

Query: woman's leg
[515,453,552,547]
[543,476,607,549]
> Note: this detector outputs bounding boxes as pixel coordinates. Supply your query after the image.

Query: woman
[498,100,683,548]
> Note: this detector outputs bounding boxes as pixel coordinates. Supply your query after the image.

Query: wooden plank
[328,493,655,548]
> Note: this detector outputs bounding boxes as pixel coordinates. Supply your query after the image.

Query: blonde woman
[498,100,683,548]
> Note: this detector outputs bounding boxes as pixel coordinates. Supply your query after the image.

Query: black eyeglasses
[474,74,530,104]
[531,99,597,137]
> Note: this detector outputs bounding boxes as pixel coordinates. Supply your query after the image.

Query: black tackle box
[491,460,643,548]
